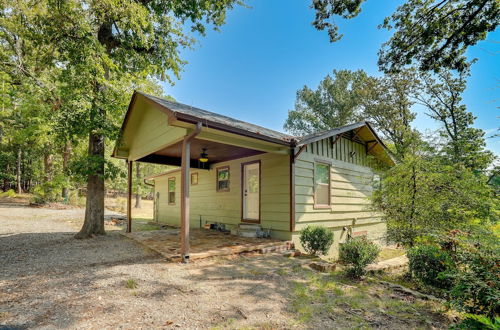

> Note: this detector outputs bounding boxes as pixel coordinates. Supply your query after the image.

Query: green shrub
[31,181,62,204]
[299,226,334,255]
[448,249,499,318]
[451,315,500,330]
[339,236,380,278]
[408,245,456,289]
[0,189,16,198]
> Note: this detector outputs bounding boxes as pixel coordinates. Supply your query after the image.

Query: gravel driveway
[0,201,300,329]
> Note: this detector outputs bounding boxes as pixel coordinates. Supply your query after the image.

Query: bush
[451,315,500,330]
[448,249,499,318]
[0,189,16,198]
[339,237,380,278]
[299,226,334,255]
[407,245,456,289]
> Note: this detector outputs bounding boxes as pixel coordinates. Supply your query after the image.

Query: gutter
[173,113,292,147]
[143,178,154,187]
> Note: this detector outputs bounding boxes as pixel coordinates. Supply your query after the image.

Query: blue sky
[162,0,499,155]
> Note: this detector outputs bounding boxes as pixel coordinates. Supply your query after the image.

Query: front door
[242,161,260,222]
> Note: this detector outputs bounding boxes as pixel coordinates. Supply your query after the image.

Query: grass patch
[0,311,11,321]
[290,269,452,328]
[130,218,160,232]
[376,247,406,262]
[125,279,138,289]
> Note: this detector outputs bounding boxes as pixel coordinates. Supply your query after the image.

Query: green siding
[294,136,386,256]
[154,153,291,238]
[121,97,187,161]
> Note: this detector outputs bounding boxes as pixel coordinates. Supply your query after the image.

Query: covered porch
[113,92,293,262]
[122,228,293,262]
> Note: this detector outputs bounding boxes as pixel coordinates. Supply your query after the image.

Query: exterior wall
[121,97,187,161]
[292,136,386,258]
[154,152,291,240]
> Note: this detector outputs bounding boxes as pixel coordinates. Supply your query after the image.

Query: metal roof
[138,92,294,145]
[295,121,369,146]
[122,92,392,164]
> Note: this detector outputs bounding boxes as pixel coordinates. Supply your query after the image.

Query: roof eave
[173,113,292,147]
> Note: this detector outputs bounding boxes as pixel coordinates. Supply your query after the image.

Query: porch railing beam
[127,160,133,233]
[180,122,203,263]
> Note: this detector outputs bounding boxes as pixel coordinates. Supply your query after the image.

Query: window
[216,166,230,192]
[372,174,381,191]
[314,162,330,207]
[191,173,198,185]
[168,177,175,204]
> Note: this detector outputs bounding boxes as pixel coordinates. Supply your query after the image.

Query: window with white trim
[314,162,330,207]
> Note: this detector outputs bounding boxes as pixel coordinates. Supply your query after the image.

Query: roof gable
[114,92,394,166]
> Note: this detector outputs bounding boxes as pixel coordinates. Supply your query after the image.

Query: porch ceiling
[137,137,264,168]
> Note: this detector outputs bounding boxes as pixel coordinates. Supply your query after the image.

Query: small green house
[113,91,393,260]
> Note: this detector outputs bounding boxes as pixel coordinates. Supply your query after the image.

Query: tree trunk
[75,22,111,238]
[408,164,417,248]
[135,162,142,208]
[75,132,105,238]
[62,142,72,199]
[16,147,22,194]
[43,153,54,181]
[3,163,9,191]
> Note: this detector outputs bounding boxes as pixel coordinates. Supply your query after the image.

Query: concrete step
[238,223,261,230]
[233,223,264,238]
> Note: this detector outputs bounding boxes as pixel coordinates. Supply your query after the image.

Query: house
[113,91,393,261]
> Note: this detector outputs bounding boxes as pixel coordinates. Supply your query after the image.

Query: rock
[309,262,337,272]
[283,250,302,257]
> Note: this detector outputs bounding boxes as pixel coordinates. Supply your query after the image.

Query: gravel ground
[0,199,452,330]
[0,200,301,329]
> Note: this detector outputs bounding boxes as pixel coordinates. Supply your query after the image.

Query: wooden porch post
[127,160,133,233]
[180,123,202,263]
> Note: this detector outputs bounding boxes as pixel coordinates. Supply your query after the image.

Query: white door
[242,162,260,221]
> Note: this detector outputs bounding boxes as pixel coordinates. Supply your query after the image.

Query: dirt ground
[0,198,454,329]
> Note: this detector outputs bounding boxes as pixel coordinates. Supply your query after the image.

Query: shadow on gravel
[0,231,160,279]
[0,230,162,329]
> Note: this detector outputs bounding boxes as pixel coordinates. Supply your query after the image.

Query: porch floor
[122,228,293,262]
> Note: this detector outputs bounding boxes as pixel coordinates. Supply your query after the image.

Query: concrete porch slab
[121,229,293,262]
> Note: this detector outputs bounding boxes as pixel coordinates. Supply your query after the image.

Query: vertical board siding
[155,153,291,237]
[304,135,368,166]
[294,135,383,240]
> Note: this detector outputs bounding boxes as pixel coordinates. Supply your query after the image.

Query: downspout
[289,139,297,233]
[180,122,203,263]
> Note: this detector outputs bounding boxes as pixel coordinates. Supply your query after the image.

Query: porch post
[127,160,133,233]
[180,123,202,263]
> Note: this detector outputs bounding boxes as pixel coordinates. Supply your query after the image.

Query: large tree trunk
[135,162,142,208]
[61,142,72,199]
[16,147,22,194]
[75,132,105,238]
[75,22,111,238]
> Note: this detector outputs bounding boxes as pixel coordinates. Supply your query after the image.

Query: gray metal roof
[295,121,368,146]
[134,92,389,154]
[138,92,294,144]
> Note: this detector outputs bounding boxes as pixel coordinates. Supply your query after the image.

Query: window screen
[168,178,175,204]
[217,167,230,192]
[314,163,330,206]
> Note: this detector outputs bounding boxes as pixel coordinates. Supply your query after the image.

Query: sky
[161,0,500,155]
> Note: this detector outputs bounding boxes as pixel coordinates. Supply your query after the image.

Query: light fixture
[199,148,209,163]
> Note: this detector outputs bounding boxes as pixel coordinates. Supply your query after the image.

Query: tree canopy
[312,0,500,72]
[283,69,367,136]
[0,0,241,237]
